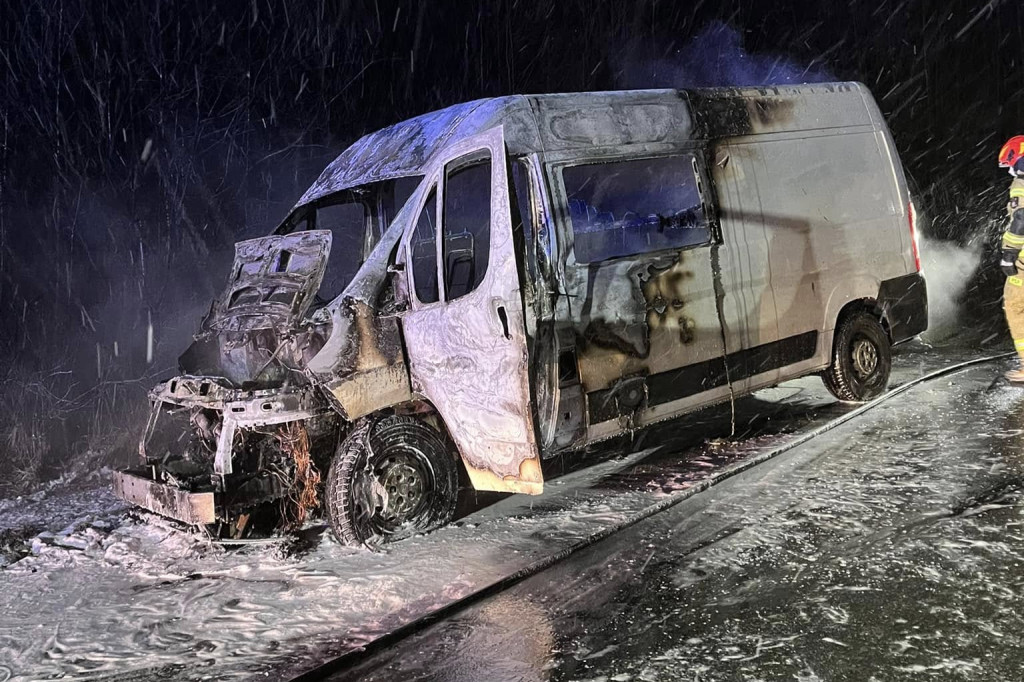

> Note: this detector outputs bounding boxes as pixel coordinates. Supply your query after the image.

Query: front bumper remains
[113,376,334,526]
[113,469,216,525]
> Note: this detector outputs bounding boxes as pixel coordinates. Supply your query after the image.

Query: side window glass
[562,155,710,263]
[443,155,492,301]
[411,187,439,304]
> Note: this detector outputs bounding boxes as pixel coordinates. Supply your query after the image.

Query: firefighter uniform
[1001,177,1024,372]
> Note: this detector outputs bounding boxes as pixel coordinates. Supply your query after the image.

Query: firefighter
[999,135,1024,383]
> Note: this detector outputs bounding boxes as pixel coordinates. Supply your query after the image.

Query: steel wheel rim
[851,336,879,380]
[352,447,436,539]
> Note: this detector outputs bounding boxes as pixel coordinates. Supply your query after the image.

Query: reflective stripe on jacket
[1002,178,1024,254]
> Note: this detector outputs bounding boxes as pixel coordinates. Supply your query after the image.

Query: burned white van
[114,82,927,546]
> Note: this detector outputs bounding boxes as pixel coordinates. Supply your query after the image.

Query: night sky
[0,0,1021,472]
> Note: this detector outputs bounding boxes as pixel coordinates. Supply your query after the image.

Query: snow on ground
[0,343,989,681]
[335,351,1024,681]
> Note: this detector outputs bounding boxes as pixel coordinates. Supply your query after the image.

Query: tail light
[907,200,922,272]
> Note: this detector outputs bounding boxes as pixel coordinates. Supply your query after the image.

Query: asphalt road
[330,351,1024,681]
[4,343,1016,682]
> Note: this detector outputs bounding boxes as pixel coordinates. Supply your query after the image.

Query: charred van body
[114,83,927,546]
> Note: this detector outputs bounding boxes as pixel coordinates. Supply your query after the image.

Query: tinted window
[562,155,710,263]
[443,156,491,301]
[411,188,439,304]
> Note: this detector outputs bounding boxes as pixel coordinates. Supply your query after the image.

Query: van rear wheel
[326,415,458,548]
[822,312,892,402]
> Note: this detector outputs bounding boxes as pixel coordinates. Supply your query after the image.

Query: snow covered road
[0,343,1007,681]
[336,349,1024,681]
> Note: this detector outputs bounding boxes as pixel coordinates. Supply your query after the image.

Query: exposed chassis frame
[121,375,333,525]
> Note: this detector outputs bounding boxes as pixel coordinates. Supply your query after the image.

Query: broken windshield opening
[278,175,422,301]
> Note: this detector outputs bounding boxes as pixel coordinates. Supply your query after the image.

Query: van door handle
[496,305,512,340]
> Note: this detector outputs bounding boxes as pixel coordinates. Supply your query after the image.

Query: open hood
[207,230,331,332]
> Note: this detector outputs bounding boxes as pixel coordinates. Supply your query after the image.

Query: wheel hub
[851,337,879,379]
[375,455,427,520]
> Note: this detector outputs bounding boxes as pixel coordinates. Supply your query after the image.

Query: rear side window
[411,188,439,303]
[442,155,491,301]
[562,155,710,263]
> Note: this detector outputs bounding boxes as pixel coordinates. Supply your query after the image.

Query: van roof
[296,82,874,208]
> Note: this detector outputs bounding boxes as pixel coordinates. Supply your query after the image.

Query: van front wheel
[326,415,459,548]
[822,312,892,402]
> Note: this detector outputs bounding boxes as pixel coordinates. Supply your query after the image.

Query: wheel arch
[348,399,461,460]
[822,275,881,331]
[834,297,893,342]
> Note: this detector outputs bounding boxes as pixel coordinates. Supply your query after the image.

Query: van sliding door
[552,152,730,435]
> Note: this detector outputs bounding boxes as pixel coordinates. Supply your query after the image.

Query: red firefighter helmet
[999,135,1024,171]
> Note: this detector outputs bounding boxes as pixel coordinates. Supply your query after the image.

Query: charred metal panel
[402,279,542,485]
[307,296,413,418]
[150,377,323,418]
[562,248,725,397]
[687,82,871,139]
[296,90,700,211]
[461,458,543,495]
[326,364,411,421]
[179,231,332,389]
[297,98,541,208]
[529,91,692,151]
[113,470,215,525]
[153,375,236,407]
[533,325,587,453]
[303,215,416,420]
[211,231,330,332]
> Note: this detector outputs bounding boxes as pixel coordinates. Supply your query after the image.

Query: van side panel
[756,129,905,357]
[688,83,918,383]
[862,89,916,276]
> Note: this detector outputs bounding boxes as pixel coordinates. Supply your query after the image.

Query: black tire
[822,311,892,402]
[326,415,458,548]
